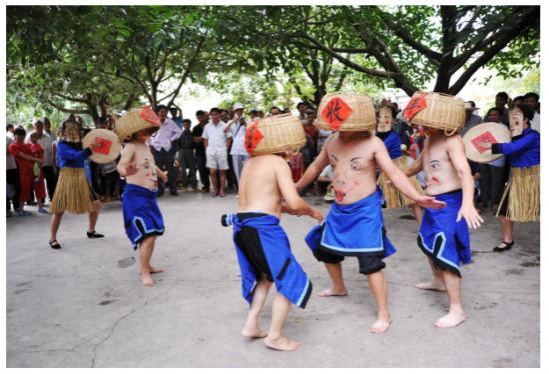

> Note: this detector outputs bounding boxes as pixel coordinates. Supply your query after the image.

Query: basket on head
[113,106,160,142]
[316,92,376,133]
[245,114,306,156]
[403,92,466,135]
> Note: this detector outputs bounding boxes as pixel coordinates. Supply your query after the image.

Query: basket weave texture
[113,107,159,142]
[246,114,306,156]
[405,92,466,134]
[316,92,376,132]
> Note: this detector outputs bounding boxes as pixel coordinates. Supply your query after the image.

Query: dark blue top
[491,128,540,168]
[56,141,92,168]
[377,129,403,160]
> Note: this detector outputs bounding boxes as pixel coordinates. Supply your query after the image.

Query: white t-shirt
[531,112,540,133]
[230,122,249,156]
[202,121,231,151]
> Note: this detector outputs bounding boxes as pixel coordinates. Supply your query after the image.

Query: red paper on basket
[140,106,160,126]
[471,131,497,154]
[321,97,353,130]
[403,93,427,121]
[91,137,112,155]
[245,121,263,154]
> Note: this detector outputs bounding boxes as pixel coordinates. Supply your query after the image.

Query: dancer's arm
[295,139,330,191]
[116,143,137,176]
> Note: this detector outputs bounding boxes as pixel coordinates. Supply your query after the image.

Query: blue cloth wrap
[306,190,396,257]
[380,130,403,160]
[56,141,92,169]
[122,183,165,249]
[418,190,470,277]
[491,128,540,168]
[226,213,312,309]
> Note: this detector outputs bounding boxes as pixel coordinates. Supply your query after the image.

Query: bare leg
[242,278,272,338]
[496,216,514,247]
[138,236,156,287]
[210,169,218,194]
[435,270,466,328]
[219,171,226,194]
[410,203,423,225]
[317,262,348,297]
[264,293,300,351]
[367,270,392,333]
[415,258,446,291]
[88,200,101,232]
[50,212,64,241]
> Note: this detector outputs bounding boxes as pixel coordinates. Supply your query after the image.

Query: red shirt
[304,125,319,145]
[9,143,35,174]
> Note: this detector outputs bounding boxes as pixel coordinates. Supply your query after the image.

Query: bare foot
[435,310,466,328]
[142,273,154,287]
[415,280,446,292]
[264,336,300,351]
[370,317,392,334]
[241,327,268,339]
[149,266,164,274]
[317,288,348,297]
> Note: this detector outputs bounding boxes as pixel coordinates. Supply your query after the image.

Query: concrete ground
[6,190,540,368]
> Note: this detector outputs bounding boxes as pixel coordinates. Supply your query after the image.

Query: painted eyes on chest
[429,160,442,169]
[329,155,365,171]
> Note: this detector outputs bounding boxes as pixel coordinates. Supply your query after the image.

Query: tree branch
[46,98,90,115]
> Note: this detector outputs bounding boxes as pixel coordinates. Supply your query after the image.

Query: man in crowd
[26,119,56,203]
[169,105,184,129]
[193,110,211,193]
[523,92,540,133]
[484,92,510,125]
[460,101,483,136]
[176,119,198,191]
[225,103,250,189]
[202,107,231,197]
[149,105,182,196]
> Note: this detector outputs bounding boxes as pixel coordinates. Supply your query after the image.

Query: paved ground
[6,190,540,368]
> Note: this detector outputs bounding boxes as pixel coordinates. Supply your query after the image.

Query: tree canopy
[7,5,540,125]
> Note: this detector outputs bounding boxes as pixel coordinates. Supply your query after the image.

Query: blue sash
[418,190,470,277]
[122,184,165,249]
[306,190,396,257]
[226,213,312,309]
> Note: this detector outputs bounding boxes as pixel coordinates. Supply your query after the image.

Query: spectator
[270,106,281,116]
[478,108,507,211]
[202,107,231,197]
[8,127,46,215]
[302,111,319,160]
[220,108,237,190]
[225,103,250,189]
[41,117,57,141]
[169,105,183,129]
[484,92,509,125]
[513,96,524,107]
[460,101,483,136]
[288,150,304,183]
[249,109,259,121]
[257,110,265,118]
[6,128,27,217]
[26,119,56,203]
[315,108,333,154]
[7,123,15,140]
[176,119,198,191]
[297,102,308,124]
[148,105,182,196]
[523,92,540,133]
[28,131,48,213]
[193,110,211,192]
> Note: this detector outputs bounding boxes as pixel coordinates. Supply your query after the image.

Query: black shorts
[233,213,274,282]
[313,246,386,275]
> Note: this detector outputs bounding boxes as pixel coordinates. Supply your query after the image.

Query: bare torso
[422,133,462,196]
[324,132,378,205]
[125,142,159,190]
[238,155,284,217]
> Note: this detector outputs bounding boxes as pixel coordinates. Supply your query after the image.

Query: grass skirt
[50,168,95,214]
[377,155,423,208]
[496,165,540,222]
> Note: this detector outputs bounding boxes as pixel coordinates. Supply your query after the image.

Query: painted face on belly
[330,153,365,202]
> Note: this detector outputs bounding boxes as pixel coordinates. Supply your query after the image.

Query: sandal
[87,231,105,239]
[49,240,61,249]
[493,240,514,252]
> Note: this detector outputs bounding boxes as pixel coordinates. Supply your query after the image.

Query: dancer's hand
[415,195,446,209]
[309,207,324,223]
[457,203,484,229]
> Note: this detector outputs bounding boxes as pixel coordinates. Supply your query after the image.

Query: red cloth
[9,143,34,175]
[19,173,46,202]
[304,126,319,145]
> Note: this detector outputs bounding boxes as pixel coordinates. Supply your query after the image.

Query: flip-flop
[49,240,61,249]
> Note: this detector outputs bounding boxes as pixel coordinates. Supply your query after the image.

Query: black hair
[496,92,509,101]
[515,104,534,122]
[297,102,307,108]
[513,96,524,102]
[156,104,168,112]
[182,119,192,125]
[523,92,539,102]
[209,107,221,114]
[13,127,26,137]
[486,107,503,117]
[7,124,14,131]
[196,110,206,116]
[98,116,108,124]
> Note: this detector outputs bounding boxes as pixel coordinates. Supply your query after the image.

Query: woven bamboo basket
[113,107,160,142]
[316,92,376,133]
[404,92,466,135]
[245,114,306,156]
